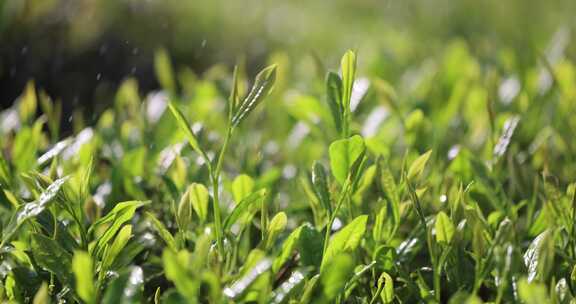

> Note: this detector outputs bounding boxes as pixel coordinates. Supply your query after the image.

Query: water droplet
[96,73,102,81]
[21,46,28,55]
[131,67,137,74]
[132,48,139,55]
[201,39,207,48]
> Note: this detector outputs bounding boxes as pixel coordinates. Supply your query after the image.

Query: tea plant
[1,45,576,303]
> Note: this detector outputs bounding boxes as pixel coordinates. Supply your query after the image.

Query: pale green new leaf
[232,174,255,203]
[188,183,209,222]
[378,272,394,304]
[167,102,203,156]
[224,189,267,230]
[435,211,455,244]
[321,215,368,270]
[266,212,287,248]
[73,251,95,304]
[407,150,432,181]
[329,135,365,184]
[146,212,178,251]
[232,64,277,127]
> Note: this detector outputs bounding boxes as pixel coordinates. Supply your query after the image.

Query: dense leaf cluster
[1,45,576,303]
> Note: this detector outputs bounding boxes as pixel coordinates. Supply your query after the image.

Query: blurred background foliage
[0,0,575,119]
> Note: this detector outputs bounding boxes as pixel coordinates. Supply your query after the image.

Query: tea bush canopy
[1,1,576,303]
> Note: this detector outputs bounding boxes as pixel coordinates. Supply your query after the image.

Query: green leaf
[18,81,37,123]
[72,251,95,304]
[321,215,368,270]
[146,212,178,251]
[90,200,148,258]
[378,272,394,304]
[266,212,287,249]
[380,165,400,222]
[102,266,144,304]
[329,135,365,184]
[311,162,332,215]
[326,72,343,133]
[340,50,356,136]
[299,224,324,267]
[187,183,210,223]
[167,102,203,156]
[518,277,549,304]
[102,224,133,270]
[272,225,303,273]
[524,229,555,282]
[407,150,432,181]
[231,64,277,127]
[163,250,199,302]
[232,174,255,203]
[154,48,176,93]
[224,189,267,230]
[31,233,73,285]
[1,176,69,247]
[320,254,355,301]
[435,211,455,244]
[32,282,49,304]
[229,65,241,120]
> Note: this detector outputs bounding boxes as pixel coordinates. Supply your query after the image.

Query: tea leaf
[326,72,343,133]
[1,176,69,246]
[189,183,209,223]
[72,251,95,304]
[378,272,394,304]
[329,135,365,184]
[154,48,176,93]
[232,64,277,127]
[435,211,455,244]
[167,102,204,157]
[146,212,177,251]
[321,215,368,270]
[31,233,73,286]
[312,162,332,215]
[224,189,267,230]
[407,150,432,181]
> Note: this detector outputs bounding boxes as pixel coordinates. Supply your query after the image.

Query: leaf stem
[322,178,352,256]
[211,126,233,258]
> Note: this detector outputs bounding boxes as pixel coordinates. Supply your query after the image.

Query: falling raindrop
[96,73,102,81]
[132,48,139,55]
[201,39,207,48]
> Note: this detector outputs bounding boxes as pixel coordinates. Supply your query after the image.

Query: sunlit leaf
[435,211,455,244]
[231,64,277,127]
[329,135,365,184]
[1,176,69,246]
[407,150,432,181]
[378,272,394,303]
[167,102,204,156]
[73,251,95,304]
[224,189,267,230]
[321,215,368,270]
[146,212,177,251]
[326,72,343,133]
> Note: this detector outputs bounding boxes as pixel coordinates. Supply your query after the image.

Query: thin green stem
[322,179,352,256]
[210,126,233,258]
